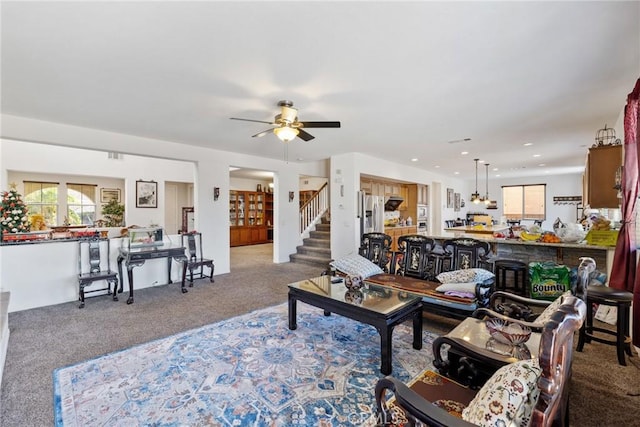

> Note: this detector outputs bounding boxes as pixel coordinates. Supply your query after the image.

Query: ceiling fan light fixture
[274,126,299,142]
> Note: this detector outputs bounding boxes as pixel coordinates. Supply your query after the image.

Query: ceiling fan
[230,100,341,142]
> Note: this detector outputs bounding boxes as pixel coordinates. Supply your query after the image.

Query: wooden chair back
[396,234,436,279]
[442,237,491,271]
[532,295,586,426]
[359,232,393,271]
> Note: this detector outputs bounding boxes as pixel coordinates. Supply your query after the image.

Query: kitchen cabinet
[360,180,372,194]
[417,185,429,205]
[229,190,269,246]
[585,145,622,208]
[385,226,418,251]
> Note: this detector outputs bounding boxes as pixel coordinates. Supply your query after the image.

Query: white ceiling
[2,1,639,180]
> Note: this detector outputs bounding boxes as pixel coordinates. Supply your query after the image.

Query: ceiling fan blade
[230,117,276,125]
[298,121,341,128]
[252,128,274,138]
[297,129,315,141]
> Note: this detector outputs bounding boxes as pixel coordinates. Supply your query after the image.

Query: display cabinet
[230,191,269,246]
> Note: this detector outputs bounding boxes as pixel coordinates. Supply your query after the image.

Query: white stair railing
[300,183,329,235]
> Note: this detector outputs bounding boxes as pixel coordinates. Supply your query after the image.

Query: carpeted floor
[2,243,639,426]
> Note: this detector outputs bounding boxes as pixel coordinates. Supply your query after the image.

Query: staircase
[289,219,331,269]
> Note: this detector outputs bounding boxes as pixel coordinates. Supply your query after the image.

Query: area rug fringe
[54,302,436,426]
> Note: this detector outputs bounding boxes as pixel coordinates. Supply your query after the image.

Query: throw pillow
[437,269,476,284]
[437,268,495,284]
[462,358,541,427]
[435,282,477,294]
[536,290,572,326]
[329,254,384,278]
[470,268,495,282]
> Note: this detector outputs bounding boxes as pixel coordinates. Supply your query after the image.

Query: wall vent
[108,152,123,160]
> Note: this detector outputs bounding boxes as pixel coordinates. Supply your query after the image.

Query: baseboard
[0,292,10,390]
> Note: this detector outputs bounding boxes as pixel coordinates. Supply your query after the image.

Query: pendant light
[471,158,481,204]
[484,163,491,205]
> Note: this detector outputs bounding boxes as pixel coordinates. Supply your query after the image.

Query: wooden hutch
[229,190,273,246]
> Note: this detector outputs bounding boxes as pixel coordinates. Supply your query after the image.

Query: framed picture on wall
[454,193,461,212]
[446,188,454,208]
[136,180,157,208]
[100,188,121,203]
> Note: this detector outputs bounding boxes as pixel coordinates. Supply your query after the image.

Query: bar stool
[576,286,633,366]
[493,259,528,297]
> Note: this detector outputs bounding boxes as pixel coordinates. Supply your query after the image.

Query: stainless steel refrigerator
[357,191,385,236]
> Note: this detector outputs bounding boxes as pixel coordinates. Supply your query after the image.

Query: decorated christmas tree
[1,186,30,236]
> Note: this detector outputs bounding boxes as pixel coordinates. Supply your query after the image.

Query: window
[24,181,59,226]
[67,183,97,225]
[502,184,546,221]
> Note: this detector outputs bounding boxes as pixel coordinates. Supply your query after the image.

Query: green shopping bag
[529,261,571,301]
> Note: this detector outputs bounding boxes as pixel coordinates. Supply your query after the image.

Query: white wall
[230,177,272,192]
[0,115,330,288]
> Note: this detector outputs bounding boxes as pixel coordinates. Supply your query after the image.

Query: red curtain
[609,78,640,346]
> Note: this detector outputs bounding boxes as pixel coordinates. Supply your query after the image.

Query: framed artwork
[136,180,157,208]
[446,188,454,208]
[454,193,461,212]
[100,188,121,203]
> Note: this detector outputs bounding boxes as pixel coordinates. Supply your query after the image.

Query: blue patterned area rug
[54,303,436,426]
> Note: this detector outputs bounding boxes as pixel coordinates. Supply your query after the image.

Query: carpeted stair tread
[290,220,330,267]
[289,253,332,268]
[302,237,330,248]
[295,245,331,256]
[309,230,330,239]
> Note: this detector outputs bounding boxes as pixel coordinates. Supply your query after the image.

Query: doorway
[229,167,274,269]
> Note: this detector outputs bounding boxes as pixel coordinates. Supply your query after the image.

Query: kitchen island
[444,225,509,236]
[429,235,615,278]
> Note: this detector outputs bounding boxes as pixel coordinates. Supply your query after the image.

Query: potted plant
[101,200,125,227]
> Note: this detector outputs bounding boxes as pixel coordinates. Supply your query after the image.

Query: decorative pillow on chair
[462,358,541,427]
[470,268,495,282]
[437,268,495,284]
[329,254,384,278]
[437,269,476,284]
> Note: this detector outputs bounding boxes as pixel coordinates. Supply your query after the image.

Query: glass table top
[288,275,421,315]
[447,317,541,360]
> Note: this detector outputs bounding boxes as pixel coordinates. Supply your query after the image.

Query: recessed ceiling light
[435,165,440,168]
[533,154,541,158]
[411,158,418,162]
[495,174,501,177]
[492,167,498,171]
[461,151,469,155]
[524,143,533,146]
[538,163,546,167]
[479,159,485,163]
[454,171,460,175]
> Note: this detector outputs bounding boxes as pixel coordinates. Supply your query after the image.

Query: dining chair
[77,236,119,308]
[181,232,215,287]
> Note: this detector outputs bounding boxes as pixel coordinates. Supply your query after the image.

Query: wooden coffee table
[288,275,423,375]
